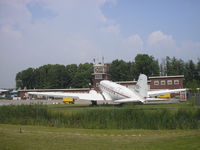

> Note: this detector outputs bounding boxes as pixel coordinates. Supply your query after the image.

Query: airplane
[28,74,186,105]
[0,89,8,93]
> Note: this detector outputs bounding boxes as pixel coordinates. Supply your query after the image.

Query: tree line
[16,63,93,89]
[16,54,200,89]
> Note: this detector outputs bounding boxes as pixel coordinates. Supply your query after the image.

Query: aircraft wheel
[91,100,97,106]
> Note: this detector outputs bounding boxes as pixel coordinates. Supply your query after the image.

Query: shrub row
[0,105,200,129]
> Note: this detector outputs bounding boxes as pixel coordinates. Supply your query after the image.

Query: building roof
[149,75,184,79]
[18,88,91,92]
[116,80,151,84]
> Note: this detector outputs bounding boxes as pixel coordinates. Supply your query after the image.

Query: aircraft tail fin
[135,74,148,98]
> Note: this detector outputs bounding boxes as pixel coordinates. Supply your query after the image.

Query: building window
[95,74,102,79]
[154,80,159,85]
[167,80,172,85]
[174,80,179,85]
[161,80,166,85]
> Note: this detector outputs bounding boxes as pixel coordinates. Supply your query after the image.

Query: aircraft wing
[0,89,8,93]
[28,90,105,101]
[148,89,186,97]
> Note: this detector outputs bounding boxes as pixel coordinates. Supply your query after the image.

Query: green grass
[1,102,199,149]
[0,104,200,129]
[0,124,200,150]
[47,100,199,110]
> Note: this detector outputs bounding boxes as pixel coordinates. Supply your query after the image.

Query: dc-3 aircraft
[28,74,186,105]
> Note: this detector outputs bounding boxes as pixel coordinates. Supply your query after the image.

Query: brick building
[92,63,184,91]
[149,75,184,90]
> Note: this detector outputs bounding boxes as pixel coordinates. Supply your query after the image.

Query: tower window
[95,74,102,79]
[94,66,103,73]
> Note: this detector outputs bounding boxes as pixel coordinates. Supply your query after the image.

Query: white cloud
[0,25,23,41]
[0,0,31,27]
[63,35,100,62]
[146,31,178,58]
[120,34,144,60]
[146,30,200,60]
[0,1,199,88]
[125,34,144,49]
[147,31,176,48]
[0,0,116,87]
[101,24,120,35]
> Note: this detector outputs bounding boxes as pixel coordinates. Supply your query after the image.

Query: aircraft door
[115,87,122,99]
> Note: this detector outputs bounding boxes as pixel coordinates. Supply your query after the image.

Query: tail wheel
[91,100,97,106]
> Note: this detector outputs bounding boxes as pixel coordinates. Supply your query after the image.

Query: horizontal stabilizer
[114,98,142,103]
[148,89,186,97]
[146,97,171,101]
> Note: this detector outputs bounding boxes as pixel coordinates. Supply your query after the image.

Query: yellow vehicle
[63,98,75,104]
[158,93,171,99]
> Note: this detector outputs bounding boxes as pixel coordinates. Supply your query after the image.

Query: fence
[187,92,200,106]
[194,93,200,106]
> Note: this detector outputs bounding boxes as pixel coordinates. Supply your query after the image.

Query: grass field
[0,124,200,150]
[47,100,198,110]
[46,101,198,114]
[0,101,200,149]
[1,103,199,129]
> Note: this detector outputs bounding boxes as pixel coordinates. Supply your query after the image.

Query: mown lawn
[0,124,200,150]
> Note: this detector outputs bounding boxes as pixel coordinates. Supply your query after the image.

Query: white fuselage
[99,80,141,101]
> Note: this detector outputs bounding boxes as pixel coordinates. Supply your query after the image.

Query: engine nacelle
[89,90,97,95]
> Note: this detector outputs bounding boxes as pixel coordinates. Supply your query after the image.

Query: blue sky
[101,0,200,42]
[0,0,200,88]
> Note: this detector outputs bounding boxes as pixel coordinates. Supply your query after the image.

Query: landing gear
[91,100,97,106]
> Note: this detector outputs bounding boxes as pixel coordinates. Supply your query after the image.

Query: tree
[15,56,200,89]
[162,56,186,76]
[159,58,167,76]
[36,64,52,89]
[185,60,198,82]
[65,64,78,88]
[16,72,23,89]
[15,68,35,89]
[197,59,200,84]
[134,54,159,78]
[186,80,199,93]
[47,64,69,89]
[70,63,93,88]
[109,59,133,81]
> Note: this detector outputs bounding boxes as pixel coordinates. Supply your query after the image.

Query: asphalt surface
[0,99,182,106]
[0,99,113,106]
[0,99,63,106]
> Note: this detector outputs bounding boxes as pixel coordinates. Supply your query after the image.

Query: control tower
[92,63,110,91]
